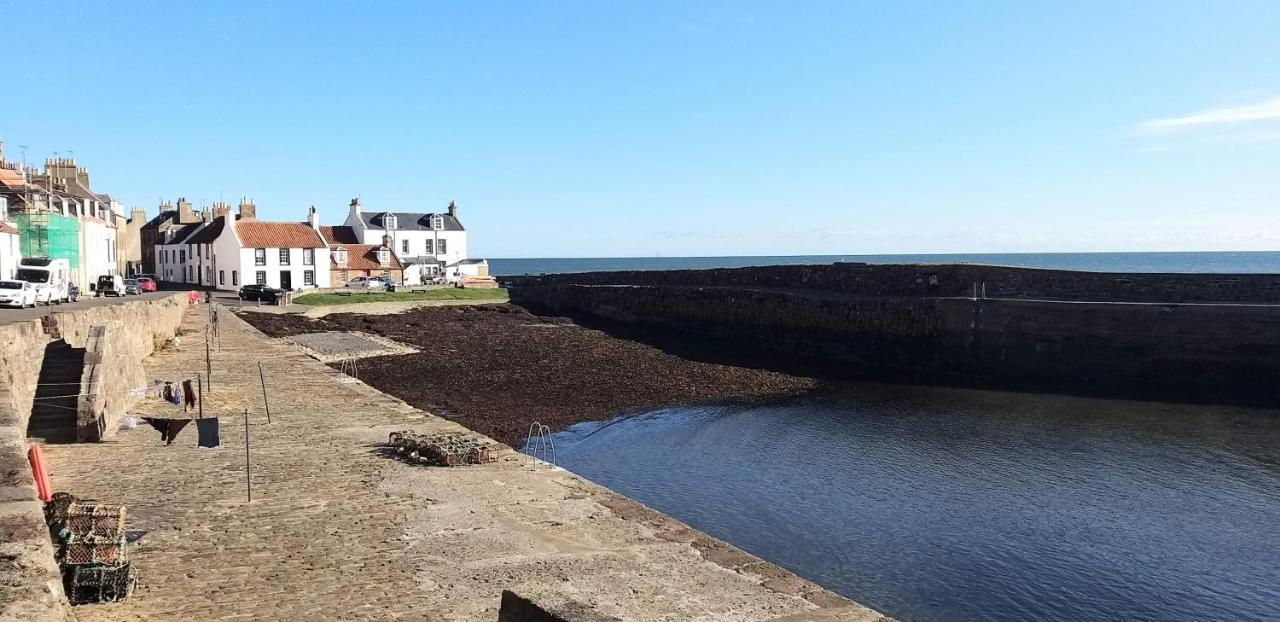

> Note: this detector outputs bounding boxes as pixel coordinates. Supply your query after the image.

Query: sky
[3,1,1279,258]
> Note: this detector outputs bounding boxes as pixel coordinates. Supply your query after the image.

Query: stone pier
[41,305,889,621]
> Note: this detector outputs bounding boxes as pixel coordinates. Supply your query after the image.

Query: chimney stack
[130,207,146,223]
[447,200,457,219]
[159,199,175,213]
[201,207,211,223]
[211,201,231,219]
[238,196,256,220]
[177,197,196,223]
[307,205,319,230]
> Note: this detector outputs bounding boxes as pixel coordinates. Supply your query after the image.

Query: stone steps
[27,340,85,444]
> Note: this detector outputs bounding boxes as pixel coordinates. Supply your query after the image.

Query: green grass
[292,287,508,306]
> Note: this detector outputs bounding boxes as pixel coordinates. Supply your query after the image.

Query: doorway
[279,271,292,290]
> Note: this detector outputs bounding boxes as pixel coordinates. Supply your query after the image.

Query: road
[0,290,178,324]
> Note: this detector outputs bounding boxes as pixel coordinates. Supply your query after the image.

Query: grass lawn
[292,288,508,306]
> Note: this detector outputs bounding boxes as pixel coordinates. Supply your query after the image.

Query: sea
[489,251,1280,276]
[537,387,1280,622]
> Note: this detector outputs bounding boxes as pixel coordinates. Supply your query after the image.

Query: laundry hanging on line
[182,379,197,411]
[141,418,191,445]
[196,418,220,448]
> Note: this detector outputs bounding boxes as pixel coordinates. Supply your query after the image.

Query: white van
[15,258,71,305]
[96,274,126,297]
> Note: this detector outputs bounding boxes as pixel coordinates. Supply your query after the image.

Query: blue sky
[3,1,1278,257]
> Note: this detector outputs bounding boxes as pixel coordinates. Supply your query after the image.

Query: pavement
[0,290,176,325]
[42,304,888,622]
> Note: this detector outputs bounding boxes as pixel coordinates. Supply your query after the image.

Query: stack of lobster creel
[388,430,500,466]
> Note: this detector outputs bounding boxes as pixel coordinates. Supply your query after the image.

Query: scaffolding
[13,210,79,269]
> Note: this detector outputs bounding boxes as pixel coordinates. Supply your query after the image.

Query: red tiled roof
[330,244,403,271]
[0,168,31,190]
[235,220,327,248]
[0,222,17,235]
[320,225,360,244]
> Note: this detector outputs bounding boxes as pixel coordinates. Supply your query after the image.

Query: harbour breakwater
[502,263,1280,407]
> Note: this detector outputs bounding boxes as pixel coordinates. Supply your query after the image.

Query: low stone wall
[508,277,1280,407]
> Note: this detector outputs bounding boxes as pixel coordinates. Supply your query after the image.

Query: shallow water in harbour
[533,384,1280,622]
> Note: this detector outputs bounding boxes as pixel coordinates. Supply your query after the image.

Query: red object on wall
[28,444,53,502]
[188,290,200,304]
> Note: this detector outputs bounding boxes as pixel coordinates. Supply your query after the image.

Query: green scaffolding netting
[13,211,80,269]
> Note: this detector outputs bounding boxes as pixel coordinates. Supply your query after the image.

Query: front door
[279,271,292,290]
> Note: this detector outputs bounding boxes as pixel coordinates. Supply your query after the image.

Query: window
[334,248,348,265]
[401,239,409,254]
[206,267,212,283]
[219,270,225,285]
[232,270,238,286]
[180,250,186,263]
[279,248,291,265]
[423,239,433,255]
[254,248,266,265]
[431,214,443,230]
[303,248,314,266]
[377,249,390,265]
[196,244,201,258]
[303,270,314,286]
[437,238,447,254]
[255,271,266,285]
[383,214,397,229]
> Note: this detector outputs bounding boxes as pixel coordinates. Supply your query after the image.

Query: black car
[238,284,285,303]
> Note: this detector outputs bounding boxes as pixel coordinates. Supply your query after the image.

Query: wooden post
[205,328,212,393]
[258,362,271,424]
[197,374,203,420]
[244,408,252,503]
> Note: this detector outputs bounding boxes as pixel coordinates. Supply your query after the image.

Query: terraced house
[341,197,469,285]
[154,199,330,291]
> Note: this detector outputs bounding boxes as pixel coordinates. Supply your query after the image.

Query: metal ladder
[525,422,556,468]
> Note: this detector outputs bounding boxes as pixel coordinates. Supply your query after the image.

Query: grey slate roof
[361,212,464,232]
[166,223,205,244]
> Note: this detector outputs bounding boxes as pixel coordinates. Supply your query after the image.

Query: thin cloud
[1138,95,1280,132]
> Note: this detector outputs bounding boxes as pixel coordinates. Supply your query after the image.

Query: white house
[155,199,331,291]
[0,196,20,280]
[342,198,469,285]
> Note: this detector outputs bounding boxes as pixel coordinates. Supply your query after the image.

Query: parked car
[0,280,38,308]
[346,276,388,290]
[135,276,157,292]
[96,274,125,297]
[238,284,286,303]
[124,279,143,296]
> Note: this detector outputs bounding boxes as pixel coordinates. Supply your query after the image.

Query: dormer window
[383,214,397,229]
[333,248,348,266]
[431,214,443,230]
[377,249,391,266]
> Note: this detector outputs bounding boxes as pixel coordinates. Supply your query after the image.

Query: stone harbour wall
[0,293,190,621]
[506,263,1280,304]
[506,267,1280,407]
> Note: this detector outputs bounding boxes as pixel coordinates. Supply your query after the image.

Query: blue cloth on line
[196,417,220,448]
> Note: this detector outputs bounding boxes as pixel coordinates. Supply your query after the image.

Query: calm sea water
[490,251,1280,276]
[533,385,1280,622]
